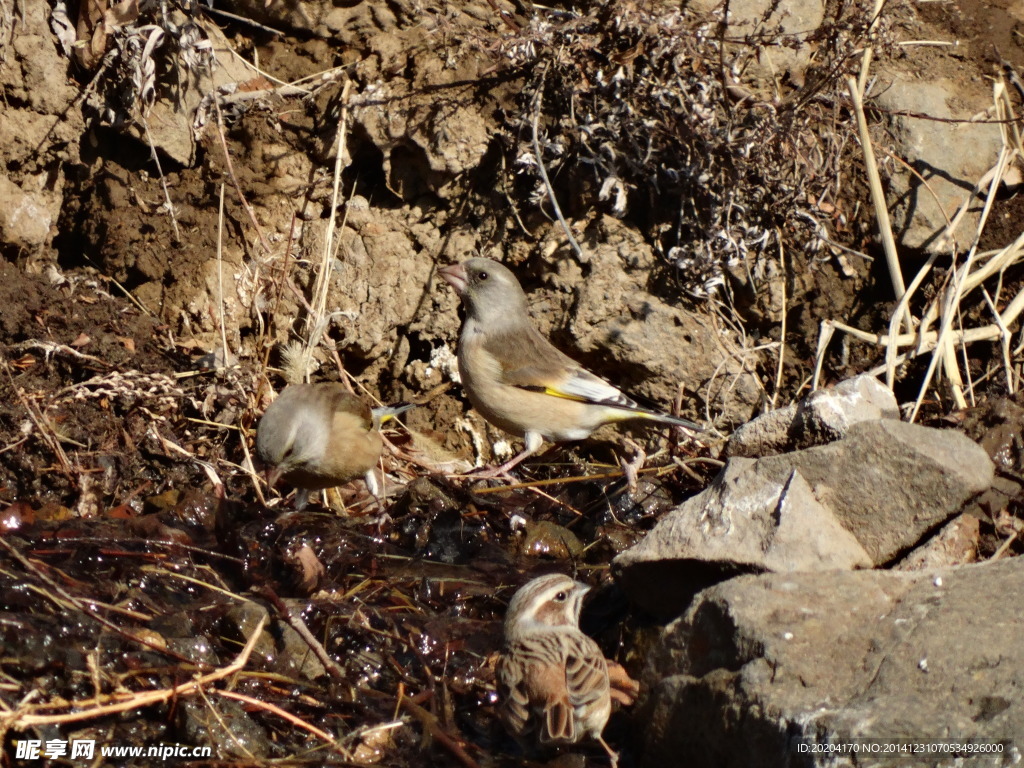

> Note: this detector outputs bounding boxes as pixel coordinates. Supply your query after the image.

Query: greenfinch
[439,258,702,473]
[256,382,410,505]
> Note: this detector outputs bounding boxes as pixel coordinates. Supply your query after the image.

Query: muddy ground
[0,0,1023,765]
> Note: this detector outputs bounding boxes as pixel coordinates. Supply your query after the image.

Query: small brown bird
[496,574,638,767]
[255,382,410,506]
[439,258,702,473]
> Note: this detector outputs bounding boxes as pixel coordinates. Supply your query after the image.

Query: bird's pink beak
[438,263,468,296]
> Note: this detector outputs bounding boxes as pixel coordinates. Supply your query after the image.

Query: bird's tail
[631,408,704,432]
[371,402,415,428]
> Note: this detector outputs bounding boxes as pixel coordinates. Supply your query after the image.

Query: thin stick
[771,231,787,407]
[216,182,230,364]
[213,98,272,255]
[398,696,481,768]
[812,320,836,391]
[214,690,345,751]
[304,80,353,376]
[255,586,346,680]
[885,252,938,389]
[531,65,583,261]
[982,287,1015,394]
[141,117,181,241]
[909,143,1011,420]
[856,0,888,96]
[4,616,266,727]
[848,76,911,334]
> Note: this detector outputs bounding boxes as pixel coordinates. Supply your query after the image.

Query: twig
[7,382,76,483]
[255,585,346,680]
[212,98,272,255]
[200,6,284,36]
[885,251,938,389]
[304,80,353,376]
[772,231,786,407]
[990,530,1019,561]
[215,690,349,755]
[982,287,1015,394]
[2,615,266,728]
[466,464,678,494]
[141,116,181,241]
[216,182,230,364]
[848,76,911,335]
[531,65,584,262]
[398,696,481,768]
[909,143,1011,419]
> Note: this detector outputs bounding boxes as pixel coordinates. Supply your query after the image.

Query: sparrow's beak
[438,263,468,296]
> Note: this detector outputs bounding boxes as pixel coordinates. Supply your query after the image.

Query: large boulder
[639,557,1024,767]
[616,419,993,616]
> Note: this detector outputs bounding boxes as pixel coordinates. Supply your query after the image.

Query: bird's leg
[474,431,544,478]
[597,736,619,768]
[619,437,645,494]
[361,469,394,527]
[363,469,382,501]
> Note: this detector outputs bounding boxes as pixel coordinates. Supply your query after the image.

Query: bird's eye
[554,590,568,602]
[478,271,489,281]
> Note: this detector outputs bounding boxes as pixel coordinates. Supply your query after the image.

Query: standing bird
[255,382,411,507]
[496,574,638,767]
[438,258,703,473]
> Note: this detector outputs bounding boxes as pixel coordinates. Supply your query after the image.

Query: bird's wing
[317,384,374,431]
[495,650,532,738]
[483,327,637,408]
[499,637,579,744]
[563,633,610,714]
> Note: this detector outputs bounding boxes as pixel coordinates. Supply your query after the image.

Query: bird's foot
[619,437,646,494]
[597,736,619,768]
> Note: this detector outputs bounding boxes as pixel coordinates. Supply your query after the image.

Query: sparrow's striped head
[504,574,590,637]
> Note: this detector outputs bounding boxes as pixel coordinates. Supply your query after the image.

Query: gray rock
[553,216,762,425]
[220,603,274,659]
[0,176,55,250]
[794,375,901,446]
[639,558,1024,767]
[894,513,980,571]
[616,420,993,615]
[615,459,872,616]
[755,420,994,565]
[728,375,900,458]
[874,72,1004,253]
[724,402,799,459]
[274,620,328,681]
[689,0,825,87]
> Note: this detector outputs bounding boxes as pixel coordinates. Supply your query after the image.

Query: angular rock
[728,375,900,458]
[615,459,871,616]
[793,375,901,446]
[616,420,993,615]
[555,216,761,425]
[689,0,825,87]
[894,513,980,571]
[723,402,798,459]
[875,71,1005,253]
[0,176,56,250]
[755,420,994,565]
[639,557,1024,767]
